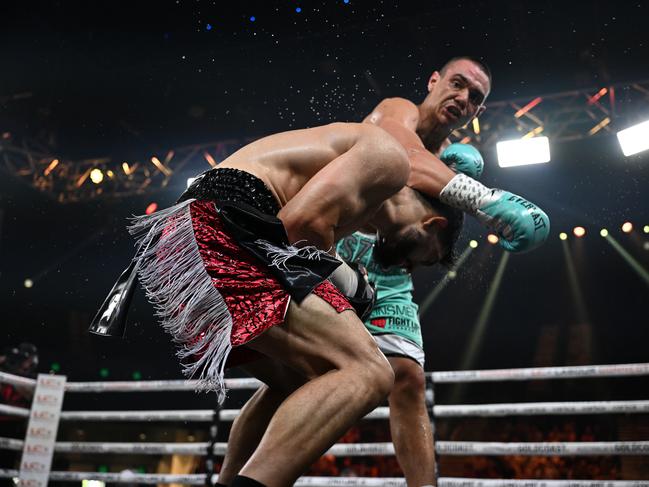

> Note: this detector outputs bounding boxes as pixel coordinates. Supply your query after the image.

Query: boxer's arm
[278,124,409,251]
[364,98,456,197]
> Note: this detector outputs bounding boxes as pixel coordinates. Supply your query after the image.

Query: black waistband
[177,168,280,216]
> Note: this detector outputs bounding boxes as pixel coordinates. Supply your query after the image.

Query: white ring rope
[0,403,30,418]
[0,470,647,487]
[433,400,649,417]
[2,436,648,457]
[2,363,648,393]
[4,400,649,422]
[431,363,649,383]
[437,480,649,487]
[435,441,649,456]
[0,371,36,389]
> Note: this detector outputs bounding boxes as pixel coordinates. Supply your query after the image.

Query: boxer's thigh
[245,293,388,380]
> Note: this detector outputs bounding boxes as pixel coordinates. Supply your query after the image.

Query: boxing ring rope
[2,435,649,456]
[1,363,648,485]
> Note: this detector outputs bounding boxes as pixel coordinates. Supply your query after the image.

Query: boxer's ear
[427,71,441,92]
[423,216,448,230]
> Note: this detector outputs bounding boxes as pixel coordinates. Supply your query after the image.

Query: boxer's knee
[347,343,394,404]
[389,357,426,405]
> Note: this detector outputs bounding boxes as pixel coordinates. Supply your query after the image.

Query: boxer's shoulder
[364,97,419,131]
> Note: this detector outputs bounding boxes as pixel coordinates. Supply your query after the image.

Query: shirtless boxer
[123,121,477,487]
[337,56,492,487]
[216,58,549,487]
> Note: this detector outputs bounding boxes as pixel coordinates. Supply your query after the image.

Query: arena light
[617,119,649,156]
[150,156,172,176]
[644,225,649,234]
[622,221,633,233]
[487,234,499,244]
[573,226,586,238]
[588,117,610,136]
[469,239,478,248]
[587,87,608,105]
[24,278,33,288]
[447,270,457,279]
[522,126,544,139]
[43,158,59,176]
[89,168,104,184]
[145,202,158,215]
[203,151,218,167]
[600,228,609,237]
[82,481,105,487]
[496,137,550,167]
[514,97,542,118]
[559,232,568,241]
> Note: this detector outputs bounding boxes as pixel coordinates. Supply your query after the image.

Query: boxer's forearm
[407,148,456,197]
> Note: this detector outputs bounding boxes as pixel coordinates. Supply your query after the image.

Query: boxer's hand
[440,143,484,179]
[329,260,376,320]
[439,173,550,253]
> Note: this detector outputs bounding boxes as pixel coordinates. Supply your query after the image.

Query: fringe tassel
[255,239,327,271]
[128,199,232,403]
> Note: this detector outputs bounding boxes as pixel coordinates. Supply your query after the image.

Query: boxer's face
[374,217,448,271]
[422,59,490,132]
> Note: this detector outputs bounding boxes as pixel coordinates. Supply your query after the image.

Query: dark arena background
[1,1,648,485]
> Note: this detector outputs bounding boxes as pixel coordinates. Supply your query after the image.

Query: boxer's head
[420,56,491,134]
[374,188,464,270]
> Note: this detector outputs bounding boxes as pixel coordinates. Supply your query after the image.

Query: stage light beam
[600,229,609,237]
[451,251,511,403]
[602,233,649,285]
[418,244,475,317]
[559,232,568,240]
[469,239,478,248]
[561,239,590,324]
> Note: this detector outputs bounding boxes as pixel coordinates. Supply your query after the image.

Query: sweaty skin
[217,122,411,251]
[356,59,491,487]
[208,121,458,487]
[216,61,492,487]
[364,58,490,197]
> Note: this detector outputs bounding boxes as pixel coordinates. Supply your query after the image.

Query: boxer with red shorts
[93,122,463,487]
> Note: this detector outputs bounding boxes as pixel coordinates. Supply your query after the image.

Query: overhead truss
[1,80,649,203]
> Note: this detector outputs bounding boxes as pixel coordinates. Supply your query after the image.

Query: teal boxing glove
[440,143,484,179]
[439,173,550,253]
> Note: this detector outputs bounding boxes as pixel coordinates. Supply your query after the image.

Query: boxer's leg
[237,293,395,487]
[388,356,436,487]
[219,359,304,485]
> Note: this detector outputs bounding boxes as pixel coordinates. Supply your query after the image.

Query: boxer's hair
[413,189,465,267]
[440,56,492,84]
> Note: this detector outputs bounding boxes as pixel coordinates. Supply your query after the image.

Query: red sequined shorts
[190,200,353,348]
